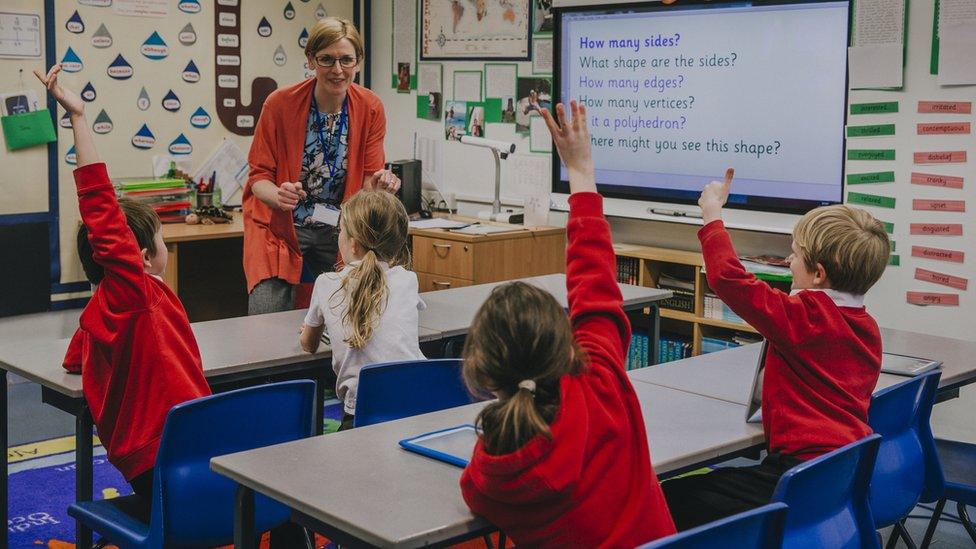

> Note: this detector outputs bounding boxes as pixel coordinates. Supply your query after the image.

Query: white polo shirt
[304,262,427,415]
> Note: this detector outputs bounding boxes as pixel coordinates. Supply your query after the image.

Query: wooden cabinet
[410,218,566,291]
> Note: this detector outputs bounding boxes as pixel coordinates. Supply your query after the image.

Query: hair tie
[517,379,536,394]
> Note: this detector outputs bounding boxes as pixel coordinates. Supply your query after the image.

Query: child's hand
[698,168,734,224]
[540,100,596,193]
[33,64,84,118]
[277,181,307,211]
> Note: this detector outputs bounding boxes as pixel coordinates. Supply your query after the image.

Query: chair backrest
[637,503,788,549]
[355,359,472,427]
[868,370,944,527]
[148,381,316,548]
[772,434,881,549]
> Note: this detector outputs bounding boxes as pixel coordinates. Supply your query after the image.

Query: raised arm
[698,172,813,347]
[35,65,148,310]
[541,102,630,369]
[34,65,97,167]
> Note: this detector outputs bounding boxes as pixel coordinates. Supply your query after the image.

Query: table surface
[629,327,976,405]
[0,275,658,398]
[161,212,244,243]
[0,309,379,398]
[210,325,976,549]
[418,273,671,338]
[211,376,762,549]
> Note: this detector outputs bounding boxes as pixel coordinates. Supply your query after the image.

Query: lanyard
[310,82,348,179]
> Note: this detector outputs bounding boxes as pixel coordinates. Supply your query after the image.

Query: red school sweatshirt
[460,192,676,548]
[698,220,881,460]
[62,163,211,480]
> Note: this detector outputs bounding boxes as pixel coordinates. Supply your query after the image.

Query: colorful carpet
[7,400,346,548]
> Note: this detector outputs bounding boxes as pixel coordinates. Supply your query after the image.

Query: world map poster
[421,0,530,60]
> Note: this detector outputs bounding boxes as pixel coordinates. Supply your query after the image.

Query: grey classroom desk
[629,328,976,405]
[0,308,441,549]
[212,378,762,549]
[418,273,671,366]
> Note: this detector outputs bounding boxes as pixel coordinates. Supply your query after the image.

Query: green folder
[1,109,57,151]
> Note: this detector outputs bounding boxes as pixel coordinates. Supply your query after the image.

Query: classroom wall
[0,0,354,304]
[371,0,975,442]
[0,0,49,216]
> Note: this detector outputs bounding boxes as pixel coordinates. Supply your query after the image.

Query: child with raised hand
[35,64,210,500]
[300,190,425,430]
[662,171,890,530]
[459,100,676,548]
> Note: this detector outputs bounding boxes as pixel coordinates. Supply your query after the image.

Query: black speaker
[388,159,422,215]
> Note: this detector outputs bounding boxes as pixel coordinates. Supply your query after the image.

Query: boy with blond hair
[663,172,891,530]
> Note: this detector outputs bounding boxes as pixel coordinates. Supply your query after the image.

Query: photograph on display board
[397,62,411,92]
[467,105,485,137]
[501,96,516,123]
[444,100,468,141]
[515,76,551,133]
[426,92,443,121]
[533,0,552,33]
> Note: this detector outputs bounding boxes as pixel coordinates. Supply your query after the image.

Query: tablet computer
[881,352,941,377]
[745,340,768,424]
[399,424,479,468]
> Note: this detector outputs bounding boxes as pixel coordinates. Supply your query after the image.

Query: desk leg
[315,374,326,436]
[75,402,93,549]
[1,369,7,549]
[649,305,660,366]
[164,242,179,294]
[234,485,257,549]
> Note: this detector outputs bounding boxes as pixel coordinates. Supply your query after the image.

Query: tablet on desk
[399,424,479,468]
[881,352,941,377]
[745,340,767,424]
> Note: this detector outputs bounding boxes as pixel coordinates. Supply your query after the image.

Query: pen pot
[196,192,214,208]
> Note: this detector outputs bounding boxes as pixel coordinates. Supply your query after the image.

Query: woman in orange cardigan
[245,17,400,314]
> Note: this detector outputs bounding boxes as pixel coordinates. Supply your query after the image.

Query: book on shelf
[626,330,650,370]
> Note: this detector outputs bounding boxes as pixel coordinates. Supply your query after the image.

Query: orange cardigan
[243,79,387,292]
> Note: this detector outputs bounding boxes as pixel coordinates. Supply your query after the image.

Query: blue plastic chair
[920,438,976,547]
[354,358,472,427]
[68,381,316,548]
[867,370,943,547]
[637,503,788,549]
[772,434,882,549]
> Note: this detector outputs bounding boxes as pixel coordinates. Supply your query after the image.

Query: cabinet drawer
[417,272,473,292]
[413,236,475,279]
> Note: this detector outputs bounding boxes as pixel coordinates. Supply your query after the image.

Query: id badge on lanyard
[310,203,341,227]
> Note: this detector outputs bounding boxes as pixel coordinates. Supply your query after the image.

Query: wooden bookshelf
[613,243,764,357]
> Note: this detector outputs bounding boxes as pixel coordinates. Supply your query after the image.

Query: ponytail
[463,282,586,455]
[338,249,388,349]
[477,380,557,455]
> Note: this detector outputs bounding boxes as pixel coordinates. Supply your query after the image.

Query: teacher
[244,17,400,314]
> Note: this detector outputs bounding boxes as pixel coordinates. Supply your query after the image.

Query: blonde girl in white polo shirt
[300,190,425,429]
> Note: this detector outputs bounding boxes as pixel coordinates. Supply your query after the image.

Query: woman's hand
[276,181,307,211]
[365,169,401,193]
[33,64,84,118]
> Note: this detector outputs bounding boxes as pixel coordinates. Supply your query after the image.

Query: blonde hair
[332,191,411,348]
[792,204,890,295]
[304,16,364,62]
[462,282,585,455]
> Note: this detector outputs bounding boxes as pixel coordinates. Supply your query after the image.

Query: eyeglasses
[313,55,359,69]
